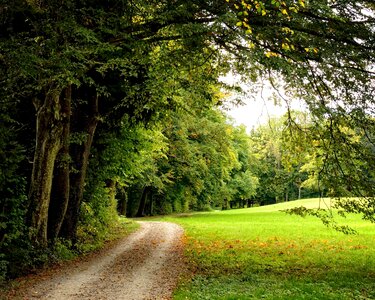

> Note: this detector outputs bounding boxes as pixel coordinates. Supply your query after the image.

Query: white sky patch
[226,94,307,131]
[227,98,288,130]
[220,73,307,131]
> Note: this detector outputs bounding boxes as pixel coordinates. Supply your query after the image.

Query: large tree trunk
[117,186,128,216]
[106,179,116,204]
[136,186,150,217]
[148,193,153,216]
[47,86,71,241]
[27,90,67,247]
[60,93,99,242]
[222,198,228,210]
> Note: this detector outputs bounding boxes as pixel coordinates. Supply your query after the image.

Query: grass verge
[161,199,375,299]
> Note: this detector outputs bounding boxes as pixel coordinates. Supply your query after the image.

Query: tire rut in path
[22,221,185,300]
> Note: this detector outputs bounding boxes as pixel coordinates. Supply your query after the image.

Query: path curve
[15,222,185,300]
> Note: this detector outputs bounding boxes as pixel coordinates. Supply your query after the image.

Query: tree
[249,117,287,204]
[158,105,239,212]
[287,111,375,222]
[249,112,322,204]
[281,111,319,200]
[226,125,258,208]
[228,0,375,210]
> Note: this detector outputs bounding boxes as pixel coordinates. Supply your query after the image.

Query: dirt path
[6,222,186,300]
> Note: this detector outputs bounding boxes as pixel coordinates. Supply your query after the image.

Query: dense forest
[0,0,374,280]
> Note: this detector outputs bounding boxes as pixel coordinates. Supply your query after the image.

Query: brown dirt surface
[2,222,186,300]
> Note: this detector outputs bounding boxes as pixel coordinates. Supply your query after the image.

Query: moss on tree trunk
[27,90,66,247]
[48,86,72,241]
[61,93,98,242]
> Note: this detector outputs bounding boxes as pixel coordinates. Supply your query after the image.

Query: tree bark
[136,186,150,217]
[148,193,153,216]
[106,179,116,204]
[117,186,128,216]
[60,93,99,242]
[47,86,71,241]
[27,90,66,247]
[222,198,228,210]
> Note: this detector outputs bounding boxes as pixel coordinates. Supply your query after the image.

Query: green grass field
[161,199,375,299]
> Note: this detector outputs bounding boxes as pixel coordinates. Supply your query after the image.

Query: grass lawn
[161,199,375,299]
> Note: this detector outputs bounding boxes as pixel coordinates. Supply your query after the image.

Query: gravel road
[7,222,186,300]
